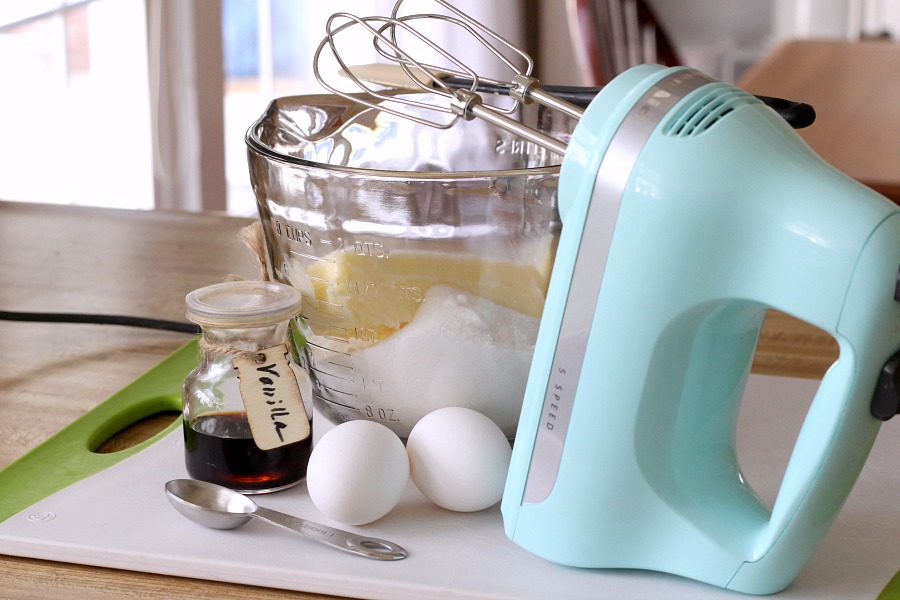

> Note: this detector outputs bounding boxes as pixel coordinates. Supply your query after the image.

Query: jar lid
[185,280,302,328]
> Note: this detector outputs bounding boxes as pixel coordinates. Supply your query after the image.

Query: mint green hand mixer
[317,2,900,593]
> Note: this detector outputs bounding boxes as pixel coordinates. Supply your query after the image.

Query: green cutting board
[0,341,195,522]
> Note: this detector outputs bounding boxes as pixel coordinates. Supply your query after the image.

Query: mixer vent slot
[663,85,759,137]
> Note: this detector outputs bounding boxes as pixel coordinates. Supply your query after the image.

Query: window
[0,0,525,214]
[0,0,153,209]
[222,0,393,215]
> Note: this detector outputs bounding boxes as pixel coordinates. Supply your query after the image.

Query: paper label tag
[232,344,311,451]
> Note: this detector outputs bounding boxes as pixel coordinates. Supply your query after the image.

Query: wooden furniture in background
[739,39,900,204]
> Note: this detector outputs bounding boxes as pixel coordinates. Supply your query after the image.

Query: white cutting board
[1,373,899,599]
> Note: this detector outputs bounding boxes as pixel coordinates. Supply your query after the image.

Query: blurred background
[0,0,897,216]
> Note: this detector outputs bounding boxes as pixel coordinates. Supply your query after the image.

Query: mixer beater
[312,0,583,156]
[313,0,815,154]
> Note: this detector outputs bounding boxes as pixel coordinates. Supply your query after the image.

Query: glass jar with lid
[182,280,311,494]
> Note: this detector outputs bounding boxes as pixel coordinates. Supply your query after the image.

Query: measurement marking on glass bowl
[317,384,359,400]
[289,248,333,263]
[307,301,345,313]
[306,274,337,286]
[311,367,355,384]
[314,394,361,412]
[301,316,347,334]
[307,340,351,357]
[326,359,354,371]
[320,322,349,334]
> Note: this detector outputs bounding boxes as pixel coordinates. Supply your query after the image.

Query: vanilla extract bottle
[182,280,312,494]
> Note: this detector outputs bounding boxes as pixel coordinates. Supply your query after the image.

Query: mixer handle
[729,212,900,591]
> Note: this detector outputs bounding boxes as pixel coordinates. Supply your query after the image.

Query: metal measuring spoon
[164,479,408,561]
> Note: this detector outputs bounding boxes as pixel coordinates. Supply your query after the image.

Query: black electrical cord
[0,310,200,334]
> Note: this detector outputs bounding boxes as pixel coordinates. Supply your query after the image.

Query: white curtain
[146,0,227,212]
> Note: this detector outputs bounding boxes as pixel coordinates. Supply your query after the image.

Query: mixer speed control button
[871,349,900,420]
[894,265,899,302]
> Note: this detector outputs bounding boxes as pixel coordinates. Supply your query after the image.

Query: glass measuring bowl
[246,91,570,439]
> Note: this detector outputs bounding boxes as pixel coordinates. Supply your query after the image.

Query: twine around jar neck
[197,335,271,362]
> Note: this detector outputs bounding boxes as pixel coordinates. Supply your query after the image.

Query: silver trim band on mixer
[522,69,716,505]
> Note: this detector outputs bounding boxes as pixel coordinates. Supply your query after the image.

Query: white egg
[406,407,512,512]
[306,420,409,525]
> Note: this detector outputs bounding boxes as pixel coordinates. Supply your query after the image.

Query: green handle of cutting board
[0,340,199,523]
[880,571,900,600]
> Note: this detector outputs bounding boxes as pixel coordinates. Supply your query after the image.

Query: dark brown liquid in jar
[183,411,311,492]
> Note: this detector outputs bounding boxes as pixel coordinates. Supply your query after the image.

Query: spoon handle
[251,506,408,561]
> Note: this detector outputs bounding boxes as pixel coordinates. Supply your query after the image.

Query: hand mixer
[316,2,900,594]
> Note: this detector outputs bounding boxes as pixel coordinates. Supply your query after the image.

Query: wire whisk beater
[313,0,584,156]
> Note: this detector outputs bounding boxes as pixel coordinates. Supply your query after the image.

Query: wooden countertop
[0,201,838,598]
[738,39,900,204]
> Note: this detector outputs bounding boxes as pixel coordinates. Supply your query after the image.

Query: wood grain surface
[738,39,900,204]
